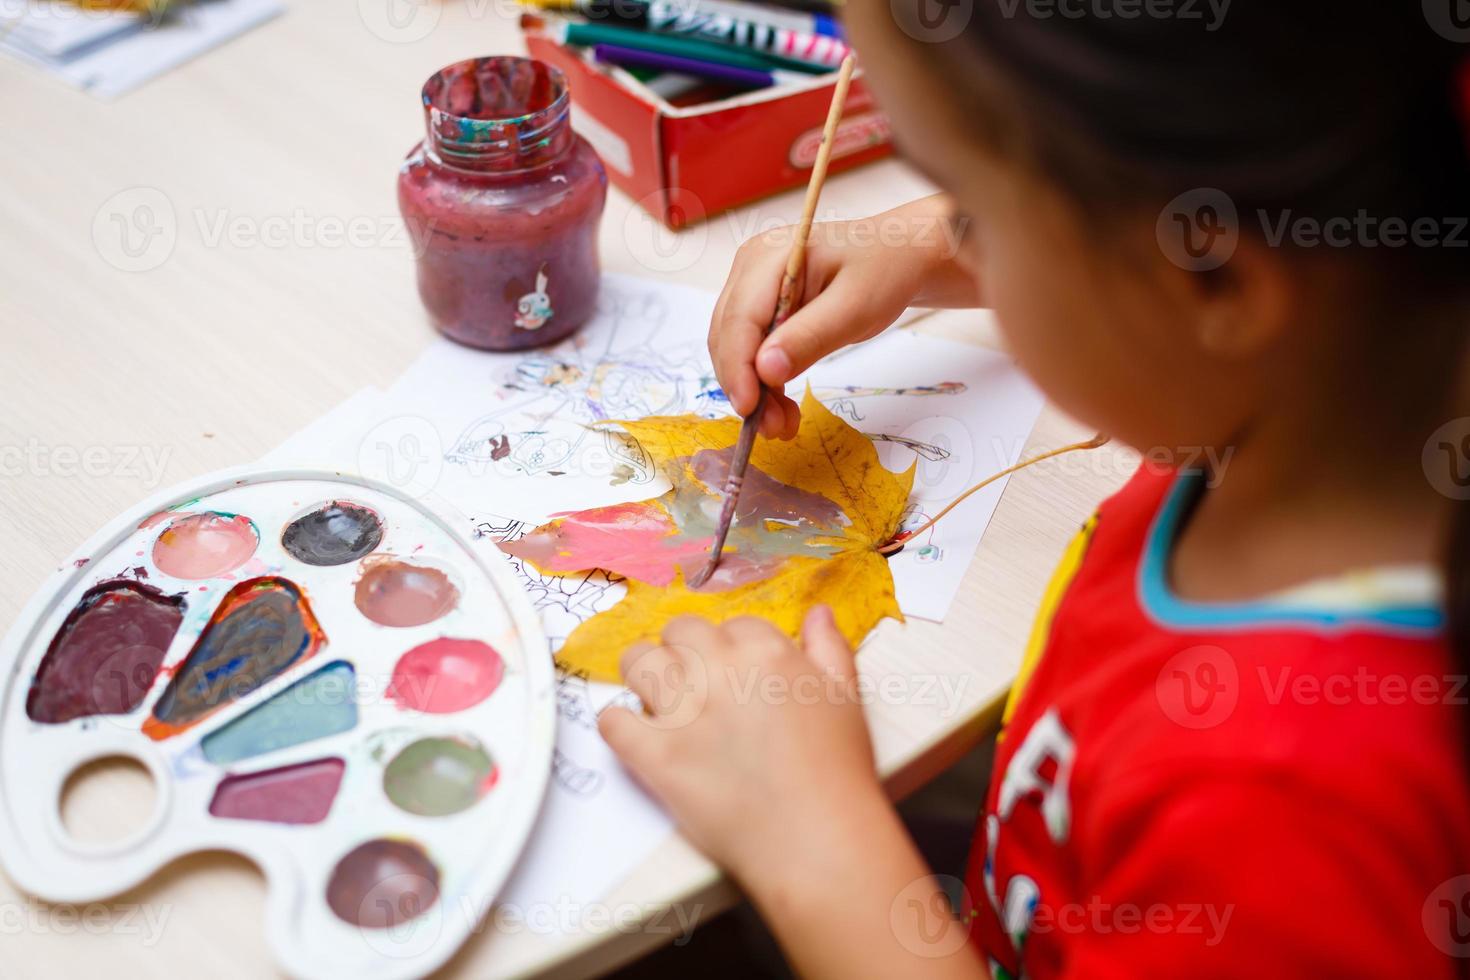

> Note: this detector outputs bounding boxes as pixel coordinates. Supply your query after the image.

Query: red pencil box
[523,27,893,229]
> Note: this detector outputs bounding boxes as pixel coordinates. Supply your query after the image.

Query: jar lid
[422,56,572,170]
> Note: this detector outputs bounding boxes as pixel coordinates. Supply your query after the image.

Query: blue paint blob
[202,661,357,764]
[146,577,325,738]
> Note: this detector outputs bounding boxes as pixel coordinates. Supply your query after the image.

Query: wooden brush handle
[690,56,856,589]
[769,54,856,337]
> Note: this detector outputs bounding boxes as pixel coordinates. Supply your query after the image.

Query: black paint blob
[281,501,384,566]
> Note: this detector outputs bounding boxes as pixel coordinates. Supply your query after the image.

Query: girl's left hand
[598,607,885,884]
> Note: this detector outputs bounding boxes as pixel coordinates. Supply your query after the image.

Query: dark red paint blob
[326,839,440,928]
[387,638,504,713]
[27,581,185,724]
[208,757,346,825]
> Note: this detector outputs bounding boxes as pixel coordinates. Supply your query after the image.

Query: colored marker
[592,43,804,88]
[550,18,829,74]
[524,0,847,66]
[521,0,842,38]
[642,0,849,67]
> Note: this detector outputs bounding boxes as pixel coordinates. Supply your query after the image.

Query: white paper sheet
[1,0,281,98]
[0,1,144,59]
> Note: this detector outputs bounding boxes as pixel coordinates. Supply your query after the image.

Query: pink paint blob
[152,513,258,580]
[208,757,345,824]
[388,638,504,713]
[499,501,710,587]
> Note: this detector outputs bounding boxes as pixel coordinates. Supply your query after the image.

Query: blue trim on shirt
[1137,470,1444,633]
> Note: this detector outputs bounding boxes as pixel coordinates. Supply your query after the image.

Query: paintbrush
[689,54,856,590]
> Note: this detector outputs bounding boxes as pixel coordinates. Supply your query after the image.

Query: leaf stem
[878,433,1111,554]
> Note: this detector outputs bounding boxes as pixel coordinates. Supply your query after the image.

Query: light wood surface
[0,2,1135,977]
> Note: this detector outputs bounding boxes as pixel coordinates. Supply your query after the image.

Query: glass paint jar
[398,57,607,350]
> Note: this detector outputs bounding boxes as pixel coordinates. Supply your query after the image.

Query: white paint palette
[0,469,554,980]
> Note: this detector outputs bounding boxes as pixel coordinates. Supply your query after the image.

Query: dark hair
[900,8,1470,657]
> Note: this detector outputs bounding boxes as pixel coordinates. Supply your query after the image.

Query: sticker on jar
[512,266,554,331]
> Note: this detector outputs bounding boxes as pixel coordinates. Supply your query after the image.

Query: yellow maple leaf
[501,389,915,681]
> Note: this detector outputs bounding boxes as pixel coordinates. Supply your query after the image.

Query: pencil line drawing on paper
[896,504,946,564]
[439,278,975,487]
[472,515,627,647]
[552,748,604,797]
[870,433,951,462]
[816,381,966,423]
[448,287,701,485]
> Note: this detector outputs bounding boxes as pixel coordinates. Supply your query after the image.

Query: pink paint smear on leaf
[500,501,711,587]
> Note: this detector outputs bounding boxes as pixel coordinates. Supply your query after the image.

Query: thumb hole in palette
[60,755,159,848]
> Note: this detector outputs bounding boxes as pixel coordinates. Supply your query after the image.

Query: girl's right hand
[708,194,981,439]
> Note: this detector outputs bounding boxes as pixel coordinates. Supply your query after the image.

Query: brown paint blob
[27,581,185,724]
[326,839,440,928]
[354,558,459,628]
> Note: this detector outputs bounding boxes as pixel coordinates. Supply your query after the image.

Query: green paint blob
[383,736,496,816]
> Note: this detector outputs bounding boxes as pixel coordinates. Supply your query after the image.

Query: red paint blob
[208,757,345,825]
[388,638,504,713]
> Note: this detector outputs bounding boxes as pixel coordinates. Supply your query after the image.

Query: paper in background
[0,0,281,98]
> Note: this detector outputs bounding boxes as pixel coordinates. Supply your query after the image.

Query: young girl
[599,6,1470,976]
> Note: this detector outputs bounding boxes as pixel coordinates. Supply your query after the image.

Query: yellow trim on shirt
[1000,516,1099,737]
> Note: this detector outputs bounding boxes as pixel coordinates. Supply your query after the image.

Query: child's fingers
[721,614,790,654]
[619,640,683,715]
[776,391,801,438]
[710,266,781,417]
[711,257,806,419]
[710,307,763,418]
[662,613,721,653]
[757,390,801,440]
[598,705,663,778]
[801,605,856,682]
[755,281,870,389]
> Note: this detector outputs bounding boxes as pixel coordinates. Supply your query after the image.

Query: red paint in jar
[398,57,608,350]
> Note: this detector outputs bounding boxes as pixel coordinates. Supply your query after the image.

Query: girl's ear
[1178,236,1294,361]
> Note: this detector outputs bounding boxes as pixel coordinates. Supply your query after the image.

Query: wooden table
[0,2,1134,976]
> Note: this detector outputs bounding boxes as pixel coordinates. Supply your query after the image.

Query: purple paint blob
[689,449,848,527]
[208,757,345,825]
[326,839,440,928]
[27,581,185,724]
